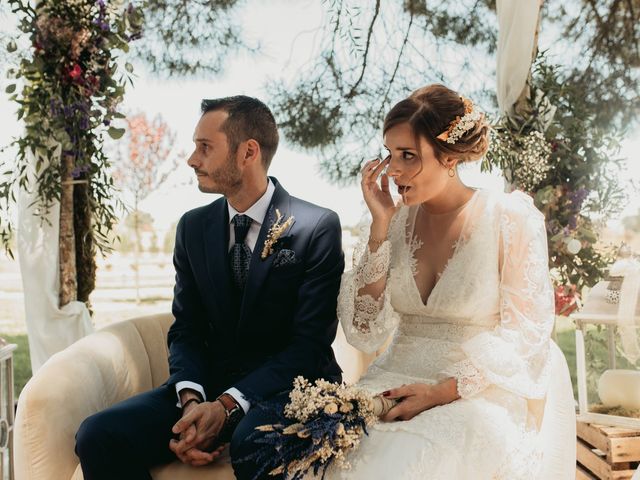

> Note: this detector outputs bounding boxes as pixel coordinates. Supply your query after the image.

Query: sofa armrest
[15,313,173,480]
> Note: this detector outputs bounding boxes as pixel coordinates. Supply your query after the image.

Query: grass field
[0,334,32,398]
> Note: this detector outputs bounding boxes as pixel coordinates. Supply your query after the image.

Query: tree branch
[377,11,414,119]
[346,0,381,99]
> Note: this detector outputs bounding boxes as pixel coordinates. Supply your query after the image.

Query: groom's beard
[197,154,243,196]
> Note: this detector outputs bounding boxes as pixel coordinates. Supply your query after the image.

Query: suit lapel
[203,198,233,324]
[239,179,292,331]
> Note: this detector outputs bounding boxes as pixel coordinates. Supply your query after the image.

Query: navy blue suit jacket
[166,178,344,401]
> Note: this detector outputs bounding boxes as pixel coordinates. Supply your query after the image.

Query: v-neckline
[409,189,480,308]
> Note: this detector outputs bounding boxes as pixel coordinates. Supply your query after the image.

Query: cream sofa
[14,313,576,479]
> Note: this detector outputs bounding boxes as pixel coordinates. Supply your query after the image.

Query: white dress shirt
[176,179,276,413]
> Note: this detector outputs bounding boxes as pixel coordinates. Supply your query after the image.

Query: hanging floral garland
[2,0,142,302]
[484,57,626,315]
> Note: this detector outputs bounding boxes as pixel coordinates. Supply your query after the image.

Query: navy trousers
[75,385,285,480]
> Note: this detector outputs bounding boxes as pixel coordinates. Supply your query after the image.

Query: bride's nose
[386,155,401,178]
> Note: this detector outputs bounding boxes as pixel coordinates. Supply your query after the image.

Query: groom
[75,96,344,480]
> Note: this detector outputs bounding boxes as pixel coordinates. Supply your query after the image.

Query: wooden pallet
[576,421,640,480]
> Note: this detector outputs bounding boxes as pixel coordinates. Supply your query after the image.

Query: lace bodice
[337,189,555,400]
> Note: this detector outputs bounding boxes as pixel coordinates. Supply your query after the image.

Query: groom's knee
[75,411,112,461]
[230,408,287,480]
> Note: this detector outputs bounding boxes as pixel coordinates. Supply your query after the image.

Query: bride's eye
[402,151,415,161]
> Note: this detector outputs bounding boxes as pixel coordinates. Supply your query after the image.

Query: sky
[0,0,638,233]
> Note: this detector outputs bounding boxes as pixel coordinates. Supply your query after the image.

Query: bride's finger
[380,172,390,193]
[360,158,381,177]
[381,403,404,422]
[368,157,388,181]
[384,385,410,399]
[361,164,383,188]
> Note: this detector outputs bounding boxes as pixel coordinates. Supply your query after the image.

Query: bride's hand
[361,157,397,226]
[379,380,460,422]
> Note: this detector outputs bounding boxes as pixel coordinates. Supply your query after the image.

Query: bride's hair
[383,84,490,164]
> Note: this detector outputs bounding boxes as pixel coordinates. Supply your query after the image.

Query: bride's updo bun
[383,84,490,164]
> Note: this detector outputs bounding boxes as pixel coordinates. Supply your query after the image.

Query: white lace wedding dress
[329,188,555,480]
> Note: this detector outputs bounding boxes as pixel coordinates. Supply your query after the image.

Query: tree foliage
[111,112,178,206]
[270,0,638,184]
[269,0,638,297]
[130,0,255,76]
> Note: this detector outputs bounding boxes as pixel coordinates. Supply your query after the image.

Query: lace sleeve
[438,359,488,398]
[451,192,554,399]
[338,236,400,354]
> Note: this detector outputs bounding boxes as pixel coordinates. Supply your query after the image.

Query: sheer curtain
[17,157,93,372]
[496,0,543,114]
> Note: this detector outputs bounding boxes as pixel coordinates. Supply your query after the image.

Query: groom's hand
[169,401,227,466]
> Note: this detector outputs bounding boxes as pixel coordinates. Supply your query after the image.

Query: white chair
[13,313,576,479]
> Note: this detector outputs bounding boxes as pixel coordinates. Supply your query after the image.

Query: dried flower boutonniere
[261,209,295,260]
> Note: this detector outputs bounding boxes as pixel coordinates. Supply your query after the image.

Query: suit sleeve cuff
[175,381,207,408]
[224,387,250,413]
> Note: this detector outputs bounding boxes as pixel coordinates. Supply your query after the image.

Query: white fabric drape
[17,160,93,373]
[496,0,543,114]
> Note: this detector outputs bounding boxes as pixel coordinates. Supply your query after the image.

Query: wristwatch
[216,393,244,442]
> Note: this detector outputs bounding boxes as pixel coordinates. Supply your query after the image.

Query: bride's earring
[448,167,455,177]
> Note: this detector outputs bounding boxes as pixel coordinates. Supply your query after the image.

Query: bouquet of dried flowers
[241,376,396,479]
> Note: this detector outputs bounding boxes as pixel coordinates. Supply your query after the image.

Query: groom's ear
[240,139,261,167]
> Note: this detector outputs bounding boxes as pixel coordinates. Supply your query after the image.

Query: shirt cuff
[175,381,207,408]
[224,387,250,414]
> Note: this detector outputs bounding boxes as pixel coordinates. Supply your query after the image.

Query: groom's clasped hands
[169,400,227,467]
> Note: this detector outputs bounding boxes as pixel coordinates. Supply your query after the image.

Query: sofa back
[13,313,372,480]
[14,314,175,480]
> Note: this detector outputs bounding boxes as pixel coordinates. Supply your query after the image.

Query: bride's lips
[397,185,412,195]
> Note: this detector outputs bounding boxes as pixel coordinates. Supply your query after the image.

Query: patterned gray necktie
[230,214,252,290]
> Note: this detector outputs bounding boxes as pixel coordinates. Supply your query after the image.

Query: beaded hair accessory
[436,97,482,144]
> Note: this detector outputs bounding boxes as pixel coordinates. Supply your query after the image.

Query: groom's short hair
[201,96,279,169]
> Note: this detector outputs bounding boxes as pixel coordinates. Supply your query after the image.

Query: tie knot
[233,214,252,244]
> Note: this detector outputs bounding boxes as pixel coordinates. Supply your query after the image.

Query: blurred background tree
[112,113,178,303]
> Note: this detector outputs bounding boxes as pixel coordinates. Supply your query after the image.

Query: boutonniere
[261,209,295,260]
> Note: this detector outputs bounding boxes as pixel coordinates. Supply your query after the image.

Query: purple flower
[50,99,61,117]
[567,188,589,211]
[71,165,91,179]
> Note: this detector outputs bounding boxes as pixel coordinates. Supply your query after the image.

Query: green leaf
[6,41,17,53]
[125,62,134,73]
[5,84,16,94]
[107,127,126,140]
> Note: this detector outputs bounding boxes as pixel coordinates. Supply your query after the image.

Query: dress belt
[400,313,500,327]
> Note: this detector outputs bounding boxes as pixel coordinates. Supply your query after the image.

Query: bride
[331,84,555,479]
